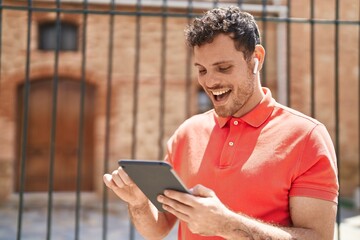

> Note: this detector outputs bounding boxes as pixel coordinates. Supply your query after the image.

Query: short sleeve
[290,124,339,203]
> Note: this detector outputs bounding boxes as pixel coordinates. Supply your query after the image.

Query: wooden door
[16,79,95,191]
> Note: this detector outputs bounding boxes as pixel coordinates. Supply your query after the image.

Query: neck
[233,84,264,118]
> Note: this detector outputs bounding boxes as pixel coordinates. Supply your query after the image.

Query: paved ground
[0,193,359,240]
[0,193,176,240]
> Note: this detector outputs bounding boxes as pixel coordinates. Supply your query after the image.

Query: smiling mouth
[211,89,231,102]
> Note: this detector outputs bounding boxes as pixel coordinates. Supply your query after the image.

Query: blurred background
[0,0,359,239]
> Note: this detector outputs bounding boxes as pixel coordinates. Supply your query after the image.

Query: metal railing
[0,0,359,239]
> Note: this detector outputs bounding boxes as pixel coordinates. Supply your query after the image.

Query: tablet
[118,159,191,212]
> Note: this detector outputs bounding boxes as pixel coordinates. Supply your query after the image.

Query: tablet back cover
[119,160,189,212]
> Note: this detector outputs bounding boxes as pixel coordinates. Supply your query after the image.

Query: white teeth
[212,89,230,96]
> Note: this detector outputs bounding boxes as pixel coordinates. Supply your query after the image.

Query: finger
[111,169,127,188]
[116,167,134,186]
[160,192,195,216]
[190,184,216,197]
[103,173,126,194]
[163,190,195,208]
[162,202,190,223]
[158,194,192,219]
[103,174,114,188]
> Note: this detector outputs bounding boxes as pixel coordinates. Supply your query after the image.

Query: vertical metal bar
[212,0,219,8]
[131,1,141,167]
[158,0,167,159]
[75,1,89,239]
[358,0,360,214]
[310,0,315,118]
[275,8,287,106]
[237,0,244,9]
[261,0,268,87]
[185,0,193,118]
[46,0,62,239]
[334,0,341,239]
[286,0,291,107]
[102,0,116,239]
[16,0,32,239]
[0,0,3,95]
[130,1,142,239]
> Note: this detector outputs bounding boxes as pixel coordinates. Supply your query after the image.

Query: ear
[253,45,265,72]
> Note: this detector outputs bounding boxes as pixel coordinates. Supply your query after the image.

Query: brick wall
[0,0,358,200]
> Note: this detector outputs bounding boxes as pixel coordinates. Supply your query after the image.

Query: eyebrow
[194,60,233,67]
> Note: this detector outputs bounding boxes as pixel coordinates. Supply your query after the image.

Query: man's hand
[157,184,337,240]
[103,167,148,208]
[157,184,236,237]
[104,167,178,239]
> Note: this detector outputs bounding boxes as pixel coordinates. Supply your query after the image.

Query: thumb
[190,184,216,197]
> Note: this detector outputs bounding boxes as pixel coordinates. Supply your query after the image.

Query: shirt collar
[215,87,275,128]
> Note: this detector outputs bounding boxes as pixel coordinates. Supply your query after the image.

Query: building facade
[0,0,358,201]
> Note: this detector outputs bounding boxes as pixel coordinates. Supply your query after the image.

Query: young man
[104,6,339,240]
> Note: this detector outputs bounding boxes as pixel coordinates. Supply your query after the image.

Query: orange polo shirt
[165,88,338,240]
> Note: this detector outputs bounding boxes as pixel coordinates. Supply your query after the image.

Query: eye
[198,69,207,76]
[218,66,232,72]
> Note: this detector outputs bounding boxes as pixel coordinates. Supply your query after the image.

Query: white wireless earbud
[253,58,259,75]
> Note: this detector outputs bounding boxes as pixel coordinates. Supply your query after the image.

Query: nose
[200,72,220,89]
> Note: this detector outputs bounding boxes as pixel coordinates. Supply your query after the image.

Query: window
[198,89,213,113]
[38,22,78,51]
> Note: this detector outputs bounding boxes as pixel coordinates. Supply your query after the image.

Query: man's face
[194,34,256,118]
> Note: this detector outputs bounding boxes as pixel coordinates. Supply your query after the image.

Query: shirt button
[229,141,234,146]
[234,120,239,125]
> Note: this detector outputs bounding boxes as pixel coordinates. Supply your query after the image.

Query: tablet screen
[118,159,190,212]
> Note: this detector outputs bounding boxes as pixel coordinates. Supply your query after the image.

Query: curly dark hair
[185,6,261,61]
